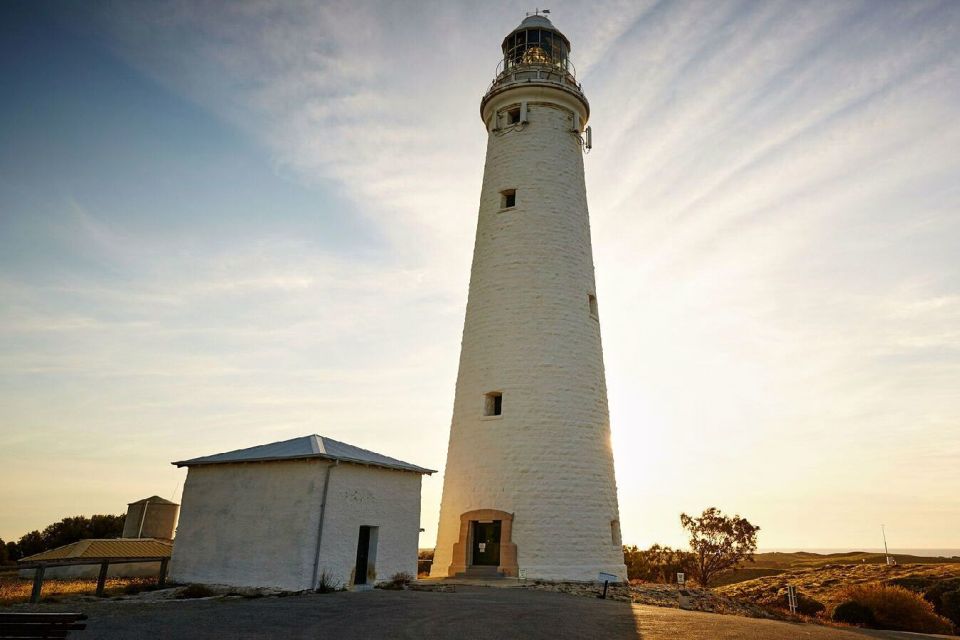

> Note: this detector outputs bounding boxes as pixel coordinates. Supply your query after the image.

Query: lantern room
[500,14,572,75]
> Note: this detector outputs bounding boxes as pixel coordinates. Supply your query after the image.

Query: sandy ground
[3,586,954,639]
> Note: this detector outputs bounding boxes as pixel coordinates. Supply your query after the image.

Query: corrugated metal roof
[172,435,435,475]
[19,539,172,562]
[128,495,177,506]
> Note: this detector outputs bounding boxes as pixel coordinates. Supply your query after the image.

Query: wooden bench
[0,613,87,639]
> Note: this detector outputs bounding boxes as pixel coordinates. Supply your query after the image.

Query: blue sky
[1,0,958,550]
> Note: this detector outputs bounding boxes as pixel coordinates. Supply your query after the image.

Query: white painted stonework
[432,16,628,581]
[170,458,423,591]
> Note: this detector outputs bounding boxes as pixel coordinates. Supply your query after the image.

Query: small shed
[169,434,434,591]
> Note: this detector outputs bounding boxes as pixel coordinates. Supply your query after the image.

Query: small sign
[597,571,618,583]
[518,569,527,579]
[676,572,685,586]
[478,543,486,552]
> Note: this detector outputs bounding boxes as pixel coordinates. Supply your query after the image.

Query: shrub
[417,549,434,577]
[833,601,875,625]
[794,593,826,617]
[835,584,953,634]
[176,584,216,599]
[940,589,960,629]
[315,570,339,594]
[378,572,414,590]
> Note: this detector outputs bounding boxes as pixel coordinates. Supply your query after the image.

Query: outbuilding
[169,435,434,591]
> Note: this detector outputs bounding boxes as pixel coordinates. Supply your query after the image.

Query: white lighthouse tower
[431,14,627,581]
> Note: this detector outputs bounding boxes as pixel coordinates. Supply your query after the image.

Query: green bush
[833,601,875,625]
[794,593,825,617]
[835,584,953,634]
[940,589,960,629]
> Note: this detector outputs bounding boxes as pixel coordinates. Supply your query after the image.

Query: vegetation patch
[175,584,217,599]
[832,583,953,634]
[0,575,159,605]
[376,572,414,591]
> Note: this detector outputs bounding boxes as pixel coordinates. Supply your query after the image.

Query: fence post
[30,566,45,604]
[96,561,110,597]
[158,558,169,588]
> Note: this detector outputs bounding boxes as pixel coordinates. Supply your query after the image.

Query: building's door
[354,526,371,584]
[471,520,501,566]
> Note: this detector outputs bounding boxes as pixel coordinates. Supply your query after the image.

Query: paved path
[13,587,953,639]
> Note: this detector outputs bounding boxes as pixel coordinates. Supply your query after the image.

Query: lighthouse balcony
[484,59,583,99]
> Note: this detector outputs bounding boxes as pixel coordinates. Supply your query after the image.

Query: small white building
[169,435,434,591]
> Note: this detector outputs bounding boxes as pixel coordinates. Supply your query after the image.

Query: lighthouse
[431,14,627,581]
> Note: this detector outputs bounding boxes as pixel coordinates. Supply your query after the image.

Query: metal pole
[311,461,338,590]
[137,500,150,538]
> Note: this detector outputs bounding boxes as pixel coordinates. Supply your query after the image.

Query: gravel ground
[2,585,953,639]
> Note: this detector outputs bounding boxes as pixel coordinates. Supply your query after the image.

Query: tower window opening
[483,392,503,417]
[588,294,599,319]
[500,189,517,209]
[506,107,522,125]
[611,520,622,546]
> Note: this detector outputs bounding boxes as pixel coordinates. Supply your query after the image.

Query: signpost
[676,572,685,587]
[787,585,798,614]
[597,571,618,599]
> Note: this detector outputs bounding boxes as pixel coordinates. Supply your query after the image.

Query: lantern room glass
[502,28,570,73]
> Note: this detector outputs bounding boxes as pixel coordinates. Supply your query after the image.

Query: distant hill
[714,551,960,587]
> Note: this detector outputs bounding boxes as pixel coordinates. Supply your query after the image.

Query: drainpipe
[137,500,150,538]
[311,460,338,589]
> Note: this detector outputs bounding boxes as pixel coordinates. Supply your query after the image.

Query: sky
[1,0,958,551]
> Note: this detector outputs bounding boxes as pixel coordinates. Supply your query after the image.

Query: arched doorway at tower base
[447,509,519,577]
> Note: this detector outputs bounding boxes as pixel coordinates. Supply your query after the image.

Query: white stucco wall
[432,79,627,581]
[169,459,423,591]
[170,460,324,591]
[316,463,423,588]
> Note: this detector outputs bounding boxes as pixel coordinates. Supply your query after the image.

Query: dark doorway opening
[471,520,501,566]
[354,526,372,584]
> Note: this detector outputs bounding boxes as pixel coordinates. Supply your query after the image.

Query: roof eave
[172,453,435,475]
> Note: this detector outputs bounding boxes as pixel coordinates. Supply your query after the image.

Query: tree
[12,514,126,559]
[680,507,759,587]
[6,540,22,562]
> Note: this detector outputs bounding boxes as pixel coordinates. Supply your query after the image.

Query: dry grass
[0,574,158,605]
[718,563,960,635]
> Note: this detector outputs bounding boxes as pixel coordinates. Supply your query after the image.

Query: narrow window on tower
[500,189,517,209]
[588,294,599,319]
[483,392,503,417]
[611,520,622,546]
[506,106,522,125]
